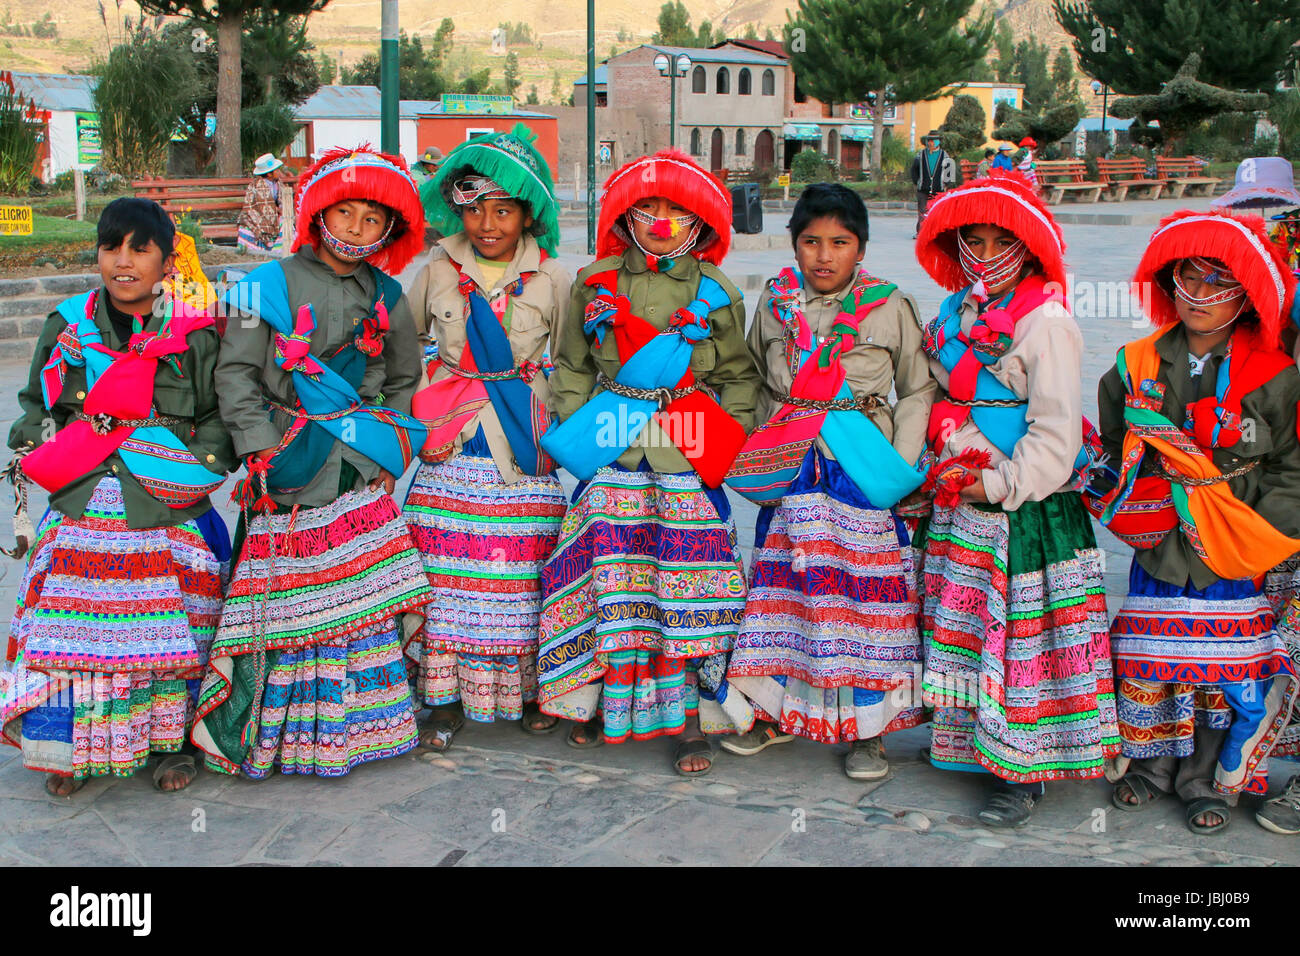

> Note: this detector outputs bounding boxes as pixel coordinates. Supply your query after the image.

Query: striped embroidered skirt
[726,449,922,744]
[921,492,1119,783]
[1110,561,1299,794]
[402,445,566,722]
[537,465,747,743]
[1265,554,1300,760]
[192,487,433,778]
[0,477,228,779]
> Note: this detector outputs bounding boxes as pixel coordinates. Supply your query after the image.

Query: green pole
[380,0,399,155]
[669,71,676,149]
[586,0,596,255]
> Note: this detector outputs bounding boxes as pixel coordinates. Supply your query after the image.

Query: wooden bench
[1096,157,1165,201]
[132,175,298,242]
[1034,159,1104,204]
[1155,157,1221,199]
[960,159,978,182]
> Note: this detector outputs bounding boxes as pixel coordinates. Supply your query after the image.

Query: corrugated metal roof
[9,72,97,112]
[638,44,785,66]
[573,65,609,87]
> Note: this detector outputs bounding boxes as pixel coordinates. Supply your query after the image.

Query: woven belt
[442,358,525,382]
[596,372,699,410]
[775,392,888,413]
[945,397,1027,408]
[75,412,190,436]
[267,400,359,423]
[1156,457,1257,486]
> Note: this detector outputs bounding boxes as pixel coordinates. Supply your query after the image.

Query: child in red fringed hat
[192,146,435,780]
[1090,209,1300,835]
[915,172,1118,827]
[535,149,762,776]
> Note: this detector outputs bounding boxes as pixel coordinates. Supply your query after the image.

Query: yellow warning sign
[777,174,791,187]
[0,205,33,236]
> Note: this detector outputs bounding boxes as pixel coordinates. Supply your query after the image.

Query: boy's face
[461,197,532,263]
[318,199,391,273]
[1174,258,1244,336]
[960,223,1022,295]
[629,196,694,257]
[795,214,864,294]
[98,231,172,317]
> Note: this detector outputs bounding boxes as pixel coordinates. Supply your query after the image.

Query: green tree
[343,31,446,99]
[136,0,332,177]
[550,67,561,102]
[1051,45,1081,108]
[991,16,1014,81]
[695,20,719,47]
[526,83,540,105]
[433,18,455,59]
[938,93,987,152]
[1109,53,1271,153]
[764,26,776,41]
[504,51,521,96]
[1054,0,1300,95]
[992,101,1083,152]
[743,22,758,40]
[315,49,336,84]
[1014,38,1051,110]
[653,1,695,45]
[786,0,993,175]
[240,98,297,168]
[93,22,202,179]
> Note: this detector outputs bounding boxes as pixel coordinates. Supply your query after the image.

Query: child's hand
[959,470,989,503]
[369,469,396,496]
[252,447,277,462]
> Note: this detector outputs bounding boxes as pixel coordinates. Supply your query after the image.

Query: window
[735,128,745,155]
[691,65,706,93]
[762,69,775,96]
[690,128,702,155]
[793,76,807,103]
[716,67,730,95]
[738,68,751,95]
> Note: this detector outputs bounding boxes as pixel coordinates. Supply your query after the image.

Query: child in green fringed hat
[402,123,572,751]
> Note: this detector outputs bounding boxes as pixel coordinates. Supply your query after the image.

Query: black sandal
[520,703,561,736]
[1112,776,1162,812]
[977,789,1039,828]
[566,716,605,750]
[674,737,713,777]
[1186,797,1230,834]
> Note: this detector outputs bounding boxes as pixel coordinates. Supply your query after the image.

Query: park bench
[1034,159,1104,204]
[1154,157,1220,199]
[132,175,298,242]
[960,159,978,181]
[1096,157,1165,201]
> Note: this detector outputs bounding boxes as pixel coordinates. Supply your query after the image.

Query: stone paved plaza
[2,199,1299,866]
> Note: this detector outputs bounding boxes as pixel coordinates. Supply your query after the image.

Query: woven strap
[74,412,191,435]
[774,391,888,414]
[596,371,699,409]
[441,356,542,384]
[1156,457,1258,487]
[943,397,1027,408]
[267,399,360,423]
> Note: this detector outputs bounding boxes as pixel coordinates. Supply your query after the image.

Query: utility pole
[380,0,399,155]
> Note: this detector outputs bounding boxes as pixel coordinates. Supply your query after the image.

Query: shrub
[239,100,297,171]
[879,134,911,176]
[790,148,835,183]
[0,70,48,195]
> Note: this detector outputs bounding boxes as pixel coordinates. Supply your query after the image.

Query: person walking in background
[908,131,960,239]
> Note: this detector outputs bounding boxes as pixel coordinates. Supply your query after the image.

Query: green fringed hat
[421,123,560,255]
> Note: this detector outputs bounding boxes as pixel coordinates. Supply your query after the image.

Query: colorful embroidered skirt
[921,492,1119,783]
[192,487,432,777]
[726,449,922,743]
[1110,561,1299,794]
[537,465,747,743]
[1265,554,1300,760]
[402,446,565,722]
[0,477,228,778]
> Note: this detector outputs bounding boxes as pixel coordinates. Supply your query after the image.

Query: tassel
[922,448,993,508]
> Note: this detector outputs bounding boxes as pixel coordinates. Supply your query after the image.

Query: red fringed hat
[1132,209,1294,349]
[293,144,427,274]
[915,171,1067,291]
[596,149,732,264]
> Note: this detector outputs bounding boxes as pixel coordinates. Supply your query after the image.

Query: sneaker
[844,736,889,780]
[1256,774,1300,835]
[719,721,795,756]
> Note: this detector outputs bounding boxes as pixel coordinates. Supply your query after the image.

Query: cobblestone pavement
[3,201,1299,866]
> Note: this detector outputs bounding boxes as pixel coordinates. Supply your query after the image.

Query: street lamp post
[654,52,692,150]
[1090,79,1111,153]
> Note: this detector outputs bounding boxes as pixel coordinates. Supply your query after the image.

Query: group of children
[3,125,1300,839]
